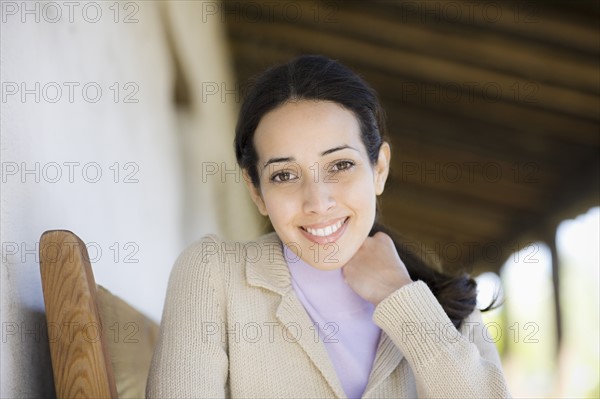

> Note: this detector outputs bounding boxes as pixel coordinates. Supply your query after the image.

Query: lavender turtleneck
[283,244,381,399]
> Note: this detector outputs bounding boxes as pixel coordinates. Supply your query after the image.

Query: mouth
[299,217,350,244]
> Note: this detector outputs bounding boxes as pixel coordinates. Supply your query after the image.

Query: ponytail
[369,222,481,329]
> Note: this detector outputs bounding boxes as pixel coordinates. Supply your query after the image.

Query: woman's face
[245,100,390,270]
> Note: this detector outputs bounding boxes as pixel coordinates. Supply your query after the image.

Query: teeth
[304,219,345,237]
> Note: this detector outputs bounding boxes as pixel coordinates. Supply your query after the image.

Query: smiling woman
[146,55,512,398]
[246,100,387,272]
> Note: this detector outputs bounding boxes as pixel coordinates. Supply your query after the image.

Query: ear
[374,142,391,195]
[243,170,268,216]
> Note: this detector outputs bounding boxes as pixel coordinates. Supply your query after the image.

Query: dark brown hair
[234,55,481,328]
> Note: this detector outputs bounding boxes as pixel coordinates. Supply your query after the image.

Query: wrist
[375,277,413,305]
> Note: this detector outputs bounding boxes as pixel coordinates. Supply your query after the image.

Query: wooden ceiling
[222,0,600,274]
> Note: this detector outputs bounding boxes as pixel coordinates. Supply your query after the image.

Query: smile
[300,217,349,243]
[303,218,345,237]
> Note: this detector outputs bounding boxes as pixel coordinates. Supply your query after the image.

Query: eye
[330,160,355,173]
[270,170,298,183]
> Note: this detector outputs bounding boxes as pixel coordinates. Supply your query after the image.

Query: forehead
[253,100,363,159]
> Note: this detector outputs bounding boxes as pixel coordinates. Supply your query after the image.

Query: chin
[299,237,364,271]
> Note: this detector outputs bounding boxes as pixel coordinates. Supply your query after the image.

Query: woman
[147,55,510,398]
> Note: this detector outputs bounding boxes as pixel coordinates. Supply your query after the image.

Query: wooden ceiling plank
[384,175,548,220]
[383,103,577,176]
[388,152,555,210]
[382,184,516,230]
[264,0,599,94]
[385,215,497,244]
[393,134,558,185]
[227,20,600,120]
[370,0,600,55]
[380,196,506,239]
[360,69,599,146]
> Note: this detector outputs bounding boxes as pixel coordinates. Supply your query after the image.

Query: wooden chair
[39,230,159,398]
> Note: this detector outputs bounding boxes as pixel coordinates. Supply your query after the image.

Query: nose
[302,177,336,214]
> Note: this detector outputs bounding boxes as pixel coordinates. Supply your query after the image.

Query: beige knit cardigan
[147,232,511,398]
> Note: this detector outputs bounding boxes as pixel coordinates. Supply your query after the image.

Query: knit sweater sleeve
[373,280,511,398]
[146,235,229,399]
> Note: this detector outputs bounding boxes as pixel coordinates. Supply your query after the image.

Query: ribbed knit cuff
[373,280,458,367]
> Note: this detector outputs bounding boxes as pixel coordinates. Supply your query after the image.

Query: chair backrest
[39,230,158,399]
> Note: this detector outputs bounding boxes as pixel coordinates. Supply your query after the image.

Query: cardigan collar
[244,231,404,399]
[244,231,292,295]
[245,232,347,397]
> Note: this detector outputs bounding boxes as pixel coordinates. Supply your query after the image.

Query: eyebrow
[262,145,359,170]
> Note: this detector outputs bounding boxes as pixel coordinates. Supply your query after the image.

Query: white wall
[0,1,260,396]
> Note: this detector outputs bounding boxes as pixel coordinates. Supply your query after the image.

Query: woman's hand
[342,232,413,305]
